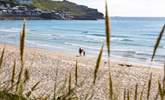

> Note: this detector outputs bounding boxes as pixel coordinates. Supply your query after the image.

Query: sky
[65,0,165,17]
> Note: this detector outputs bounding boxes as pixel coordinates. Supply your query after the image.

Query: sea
[0,17,165,67]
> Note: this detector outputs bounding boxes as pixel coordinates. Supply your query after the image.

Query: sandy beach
[0,44,163,100]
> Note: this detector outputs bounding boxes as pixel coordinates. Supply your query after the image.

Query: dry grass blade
[123,88,126,100]
[158,80,163,100]
[26,81,40,97]
[93,44,104,85]
[24,68,30,83]
[16,20,26,95]
[127,89,130,100]
[0,48,5,69]
[140,91,143,100]
[151,24,165,61]
[163,62,165,94]
[58,73,77,100]
[75,60,78,86]
[20,20,26,62]
[109,71,113,100]
[11,60,16,90]
[68,73,72,94]
[105,0,111,57]
[134,84,138,100]
[147,73,152,100]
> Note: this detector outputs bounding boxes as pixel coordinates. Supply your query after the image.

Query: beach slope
[0,44,163,100]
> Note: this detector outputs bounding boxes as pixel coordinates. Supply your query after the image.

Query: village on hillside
[0,0,104,20]
[0,0,75,20]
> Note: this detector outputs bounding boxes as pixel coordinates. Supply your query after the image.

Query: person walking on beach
[83,50,85,56]
[79,48,83,56]
[79,48,86,56]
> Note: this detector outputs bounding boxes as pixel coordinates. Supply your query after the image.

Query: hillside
[32,0,104,20]
[0,0,104,20]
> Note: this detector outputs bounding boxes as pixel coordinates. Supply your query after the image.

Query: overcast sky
[66,0,165,17]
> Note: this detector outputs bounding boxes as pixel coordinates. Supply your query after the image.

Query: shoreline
[0,16,103,20]
[1,43,163,68]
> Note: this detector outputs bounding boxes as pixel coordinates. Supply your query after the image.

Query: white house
[16,0,32,4]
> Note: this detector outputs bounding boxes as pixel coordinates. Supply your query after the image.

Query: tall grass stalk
[134,84,138,100]
[26,81,40,97]
[105,0,111,57]
[11,59,16,90]
[20,19,26,62]
[16,20,26,96]
[23,68,30,84]
[127,90,130,100]
[105,1,114,99]
[109,71,113,100]
[147,73,152,100]
[0,48,5,69]
[151,24,165,61]
[123,88,126,100]
[158,80,163,100]
[68,73,72,95]
[75,60,78,86]
[93,44,104,85]
[163,62,165,94]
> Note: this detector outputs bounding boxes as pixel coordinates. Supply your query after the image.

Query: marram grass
[105,0,111,57]
[158,80,163,100]
[0,48,5,69]
[93,44,104,85]
[127,89,130,100]
[123,88,126,100]
[23,68,30,84]
[134,84,138,100]
[11,59,16,90]
[26,81,40,97]
[147,73,152,100]
[16,20,27,96]
[109,71,113,100]
[151,24,165,61]
[20,19,26,62]
[75,60,78,86]
[105,1,114,100]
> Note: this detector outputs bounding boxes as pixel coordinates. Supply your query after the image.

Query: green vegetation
[32,0,88,16]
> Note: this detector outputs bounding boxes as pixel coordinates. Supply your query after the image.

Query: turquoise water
[0,18,165,65]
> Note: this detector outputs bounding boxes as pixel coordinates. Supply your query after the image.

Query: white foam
[64,42,100,50]
[0,28,20,33]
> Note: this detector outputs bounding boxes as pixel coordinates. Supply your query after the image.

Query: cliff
[32,0,104,20]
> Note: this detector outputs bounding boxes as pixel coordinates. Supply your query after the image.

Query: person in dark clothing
[79,48,86,56]
[79,48,83,56]
[83,50,85,56]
